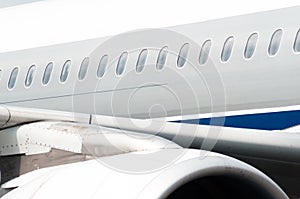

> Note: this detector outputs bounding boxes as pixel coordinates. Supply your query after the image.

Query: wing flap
[0,121,180,156]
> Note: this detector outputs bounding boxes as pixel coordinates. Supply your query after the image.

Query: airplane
[0,5,300,199]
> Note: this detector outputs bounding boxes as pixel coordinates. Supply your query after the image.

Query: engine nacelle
[1,149,288,199]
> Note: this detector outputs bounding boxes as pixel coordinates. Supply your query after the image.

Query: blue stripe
[175,110,300,130]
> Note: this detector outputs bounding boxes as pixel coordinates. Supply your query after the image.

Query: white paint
[163,105,300,121]
[1,149,288,199]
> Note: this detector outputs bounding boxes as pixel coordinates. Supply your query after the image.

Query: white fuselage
[0,7,300,121]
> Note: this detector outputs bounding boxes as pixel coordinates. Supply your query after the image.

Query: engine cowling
[1,149,288,199]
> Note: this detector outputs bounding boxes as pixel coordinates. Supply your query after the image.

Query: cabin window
[25,65,36,87]
[116,52,127,76]
[199,40,212,65]
[42,62,53,85]
[244,33,258,59]
[60,60,71,83]
[78,57,89,80]
[177,43,190,68]
[97,55,108,78]
[221,36,234,62]
[136,49,148,73]
[293,29,300,53]
[8,67,18,89]
[268,29,282,56]
[156,46,168,70]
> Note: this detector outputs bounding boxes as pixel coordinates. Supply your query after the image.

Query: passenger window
[177,43,190,68]
[8,67,19,89]
[244,33,258,59]
[199,40,212,65]
[42,62,53,85]
[97,55,108,78]
[293,29,300,53]
[221,36,234,62]
[116,52,127,76]
[25,65,36,87]
[268,29,283,56]
[156,46,168,70]
[136,49,148,73]
[78,57,89,80]
[60,60,71,83]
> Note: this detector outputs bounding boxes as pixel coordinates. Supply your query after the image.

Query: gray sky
[0,0,43,8]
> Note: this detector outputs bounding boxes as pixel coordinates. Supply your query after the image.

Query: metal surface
[0,105,89,128]
[0,7,300,198]
[1,149,288,199]
[1,106,299,163]
[92,114,300,163]
[0,121,180,156]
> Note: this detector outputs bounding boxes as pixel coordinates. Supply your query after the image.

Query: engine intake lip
[138,153,288,199]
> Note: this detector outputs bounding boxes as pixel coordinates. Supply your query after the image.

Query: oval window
[42,62,53,85]
[25,65,36,87]
[293,29,300,53]
[136,49,148,73]
[78,57,89,80]
[156,46,168,70]
[116,52,127,76]
[60,60,71,83]
[268,29,283,56]
[199,40,212,65]
[8,67,19,89]
[177,43,190,68]
[221,36,234,62]
[97,55,108,78]
[244,33,258,59]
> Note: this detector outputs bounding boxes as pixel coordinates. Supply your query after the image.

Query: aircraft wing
[0,105,298,198]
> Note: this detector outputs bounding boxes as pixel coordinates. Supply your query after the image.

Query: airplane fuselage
[0,7,300,130]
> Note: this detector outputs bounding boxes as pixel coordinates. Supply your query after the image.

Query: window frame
[156,46,168,71]
[136,49,148,73]
[293,28,300,53]
[42,62,54,86]
[78,57,89,81]
[221,36,234,63]
[244,32,259,60]
[24,65,36,88]
[97,55,109,78]
[268,29,283,57]
[116,52,128,76]
[199,39,212,65]
[177,43,190,68]
[8,67,19,90]
[60,60,72,83]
